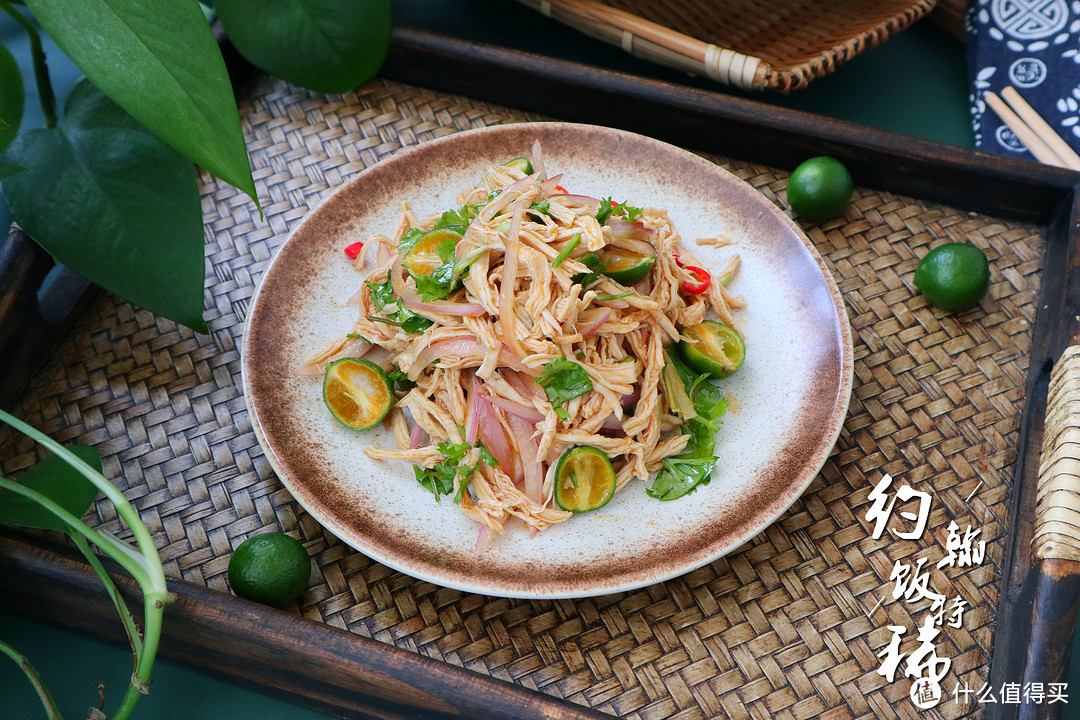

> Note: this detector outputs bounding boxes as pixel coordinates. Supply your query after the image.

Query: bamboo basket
[515,0,937,92]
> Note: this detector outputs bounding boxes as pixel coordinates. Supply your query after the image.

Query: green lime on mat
[914,243,990,311]
[554,446,616,513]
[323,357,394,430]
[787,156,854,222]
[678,320,745,379]
[228,532,311,608]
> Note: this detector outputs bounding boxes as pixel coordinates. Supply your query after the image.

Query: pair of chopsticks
[985,86,1080,171]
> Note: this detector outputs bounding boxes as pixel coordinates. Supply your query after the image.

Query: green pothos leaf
[1,79,208,332]
[0,445,102,531]
[0,42,23,152]
[23,0,258,206]
[216,0,390,94]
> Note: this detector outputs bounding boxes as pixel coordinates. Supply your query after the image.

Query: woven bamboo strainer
[515,0,938,91]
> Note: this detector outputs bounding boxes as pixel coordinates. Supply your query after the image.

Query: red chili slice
[680,265,711,295]
[554,185,568,194]
[344,241,364,259]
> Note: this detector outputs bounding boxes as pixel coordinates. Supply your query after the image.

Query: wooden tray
[3,27,1080,720]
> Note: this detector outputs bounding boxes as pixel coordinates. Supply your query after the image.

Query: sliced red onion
[409,337,532,380]
[413,337,480,380]
[377,240,392,266]
[594,297,629,309]
[471,374,520,482]
[465,373,479,445]
[325,338,372,364]
[539,173,563,196]
[531,139,547,181]
[621,390,639,410]
[607,220,658,256]
[508,415,543,504]
[487,393,544,423]
[599,415,626,436]
[504,368,541,398]
[475,525,492,551]
[409,422,424,449]
[557,194,601,209]
[345,285,364,306]
[480,172,537,222]
[581,308,612,338]
[295,364,323,377]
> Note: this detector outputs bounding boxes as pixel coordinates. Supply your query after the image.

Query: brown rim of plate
[242,121,854,599]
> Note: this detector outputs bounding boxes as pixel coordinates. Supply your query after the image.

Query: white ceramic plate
[242,122,853,598]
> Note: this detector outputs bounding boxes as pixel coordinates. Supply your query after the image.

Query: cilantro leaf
[434,202,482,232]
[570,253,606,288]
[595,198,644,225]
[477,444,498,468]
[387,367,416,391]
[536,356,593,421]
[528,199,554,219]
[415,462,456,498]
[365,276,433,335]
[596,197,616,225]
[401,314,433,334]
[396,227,427,256]
[416,439,497,503]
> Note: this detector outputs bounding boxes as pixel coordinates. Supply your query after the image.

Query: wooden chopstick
[1001,87,1080,171]
[984,88,1080,171]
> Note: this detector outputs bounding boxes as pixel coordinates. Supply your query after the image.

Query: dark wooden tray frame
[3,25,1080,720]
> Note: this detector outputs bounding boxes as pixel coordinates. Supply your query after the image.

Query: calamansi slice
[554,446,616,513]
[322,358,394,430]
[402,228,461,277]
[504,156,533,174]
[678,320,745,379]
[601,246,656,285]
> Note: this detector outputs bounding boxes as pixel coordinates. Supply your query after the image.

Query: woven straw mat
[0,76,1042,720]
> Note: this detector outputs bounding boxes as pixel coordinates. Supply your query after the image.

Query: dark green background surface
[0,2,1053,719]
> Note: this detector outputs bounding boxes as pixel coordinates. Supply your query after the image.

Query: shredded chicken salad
[305,141,746,547]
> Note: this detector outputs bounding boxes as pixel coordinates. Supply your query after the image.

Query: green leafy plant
[0,0,390,332]
[0,1,390,716]
[0,410,171,719]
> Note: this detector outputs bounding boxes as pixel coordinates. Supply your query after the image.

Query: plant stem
[0,638,64,720]
[0,477,170,720]
[0,411,173,720]
[69,532,143,656]
[0,411,166,593]
[0,1,57,128]
[0,477,152,587]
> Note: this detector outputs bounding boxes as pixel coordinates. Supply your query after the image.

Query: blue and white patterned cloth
[967,0,1080,157]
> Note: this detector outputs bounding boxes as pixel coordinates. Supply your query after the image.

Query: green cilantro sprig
[365,276,432,334]
[415,440,498,503]
[647,351,728,501]
[596,197,644,226]
[570,253,607,289]
[536,356,593,422]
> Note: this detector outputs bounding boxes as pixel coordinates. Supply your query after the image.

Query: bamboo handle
[1018,345,1080,720]
[1034,345,1080,561]
[517,0,766,89]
